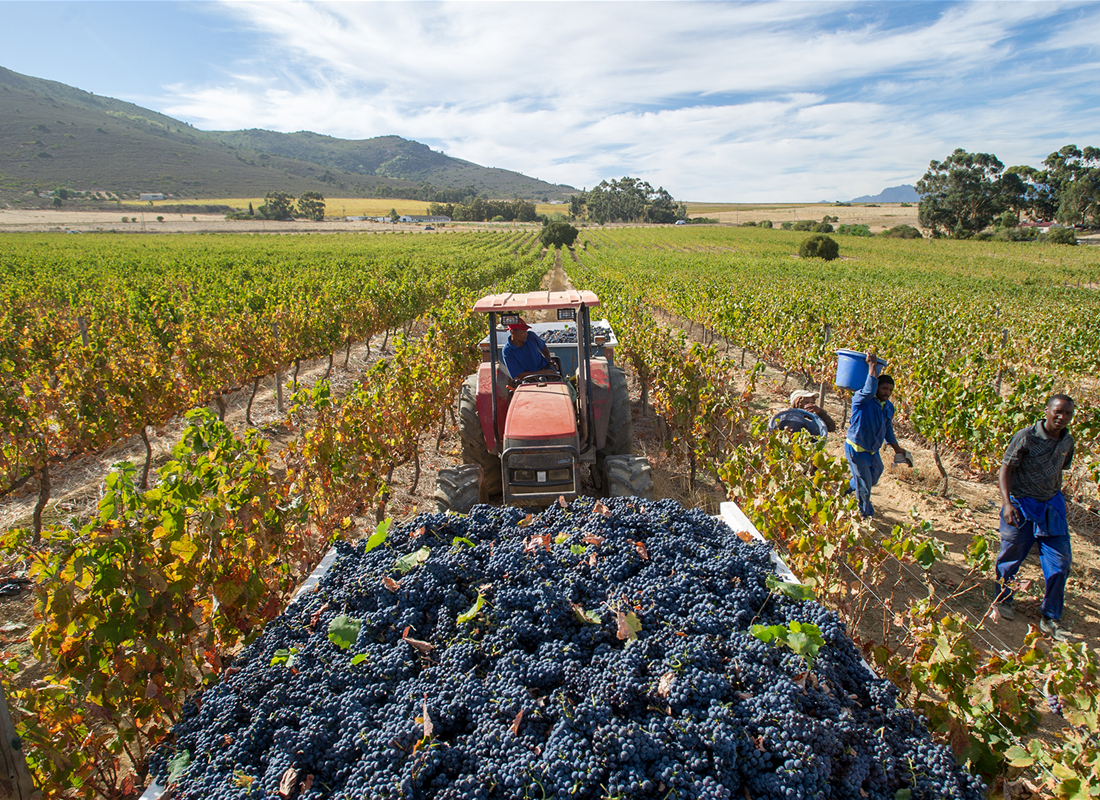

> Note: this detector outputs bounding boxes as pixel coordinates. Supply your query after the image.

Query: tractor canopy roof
[472,290,601,314]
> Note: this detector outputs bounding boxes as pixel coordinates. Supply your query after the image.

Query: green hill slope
[0,66,574,204]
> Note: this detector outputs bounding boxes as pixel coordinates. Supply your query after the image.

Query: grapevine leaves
[327,615,361,650]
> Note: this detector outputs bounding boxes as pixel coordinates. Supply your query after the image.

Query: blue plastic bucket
[835,349,888,391]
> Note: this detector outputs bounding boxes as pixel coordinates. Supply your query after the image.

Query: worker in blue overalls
[844,352,905,518]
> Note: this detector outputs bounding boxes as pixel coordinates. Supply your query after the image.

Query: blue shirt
[845,373,897,453]
[502,331,549,379]
[769,409,828,438]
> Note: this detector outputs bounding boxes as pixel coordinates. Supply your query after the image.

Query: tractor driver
[502,320,559,385]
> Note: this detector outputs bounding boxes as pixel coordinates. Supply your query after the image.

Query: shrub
[998,211,1018,228]
[121,216,129,223]
[540,220,579,249]
[881,224,923,239]
[798,234,840,261]
[1046,227,1077,245]
[491,215,506,222]
[156,216,164,222]
[781,222,793,230]
[814,222,834,233]
[792,220,814,232]
[822,215,838,223]
[993,227,1038,242]
[838,224,872,237]
[742,220,757,227]
[760,220,773,229]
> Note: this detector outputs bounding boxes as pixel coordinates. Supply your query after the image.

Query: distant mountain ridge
[0,65,575,203]
[849,185,919,203]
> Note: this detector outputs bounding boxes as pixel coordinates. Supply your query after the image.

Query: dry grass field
[686,201,921,231]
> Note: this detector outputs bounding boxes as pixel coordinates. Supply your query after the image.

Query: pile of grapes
[152,497,984,800]
[540,322,612,345]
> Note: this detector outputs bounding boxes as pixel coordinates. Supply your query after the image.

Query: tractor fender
[476,361,511,451]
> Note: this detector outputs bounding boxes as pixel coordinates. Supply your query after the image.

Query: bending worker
[844,351,904,518]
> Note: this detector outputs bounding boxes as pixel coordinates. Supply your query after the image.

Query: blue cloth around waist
[1013,492,1068,538]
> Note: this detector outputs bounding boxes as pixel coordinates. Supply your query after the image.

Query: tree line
[568,177,688,224]
[226,191,327,221]
[427,197,539,222]
[918,145,1099,238]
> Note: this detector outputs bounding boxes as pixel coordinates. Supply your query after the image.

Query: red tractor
[434,290,654,512]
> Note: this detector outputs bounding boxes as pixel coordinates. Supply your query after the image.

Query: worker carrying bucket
[837,350,912,519]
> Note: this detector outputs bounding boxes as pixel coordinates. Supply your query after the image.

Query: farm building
[398,215,451,223]
[140,193,165,202]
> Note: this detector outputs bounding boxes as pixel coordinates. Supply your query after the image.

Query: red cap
[507,320,530,331]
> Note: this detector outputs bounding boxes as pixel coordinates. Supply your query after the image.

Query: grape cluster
[1046,693,1064,717]
[540,323,612,345]
[151,497,985,800]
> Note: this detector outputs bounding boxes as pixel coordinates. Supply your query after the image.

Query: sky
[1,1,1098,202]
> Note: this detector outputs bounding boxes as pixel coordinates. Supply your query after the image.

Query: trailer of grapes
[143,498,984,800]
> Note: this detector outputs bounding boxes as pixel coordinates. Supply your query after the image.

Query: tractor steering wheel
[517,371,564,387]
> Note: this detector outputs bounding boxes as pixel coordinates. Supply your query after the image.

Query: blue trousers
[844,443,883,518]
[995,513,1072,621]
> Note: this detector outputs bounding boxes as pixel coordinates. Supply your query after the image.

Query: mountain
[848,185,919,203]
[0,66,574,204]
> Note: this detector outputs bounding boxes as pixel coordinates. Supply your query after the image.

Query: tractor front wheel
[604,454,654,500]
[458,373,502,495]
[434,465,483,514]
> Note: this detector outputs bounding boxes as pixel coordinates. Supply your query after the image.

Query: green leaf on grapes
[452,536,476,548]
[327,614,361,650]
[394,546,430,574]
[167,751,192,782]
[350,653,369,666]
[616,611,642,641]
[363,518,391,554]
[766,573,815,601]
[270,647,298,668]
[457,593,485,624]
[572,604,601,625]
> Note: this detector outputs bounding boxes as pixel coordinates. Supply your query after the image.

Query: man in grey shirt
[993,395,1075,641]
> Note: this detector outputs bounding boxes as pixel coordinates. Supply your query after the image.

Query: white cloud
[150,1,1100,200]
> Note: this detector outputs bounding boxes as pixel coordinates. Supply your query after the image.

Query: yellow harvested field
[684,202,920,232]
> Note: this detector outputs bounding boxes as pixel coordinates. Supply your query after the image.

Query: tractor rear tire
[605,454,654,500]
[434,465,483,514]
[601,365,633,456]
[458,373,502,495]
